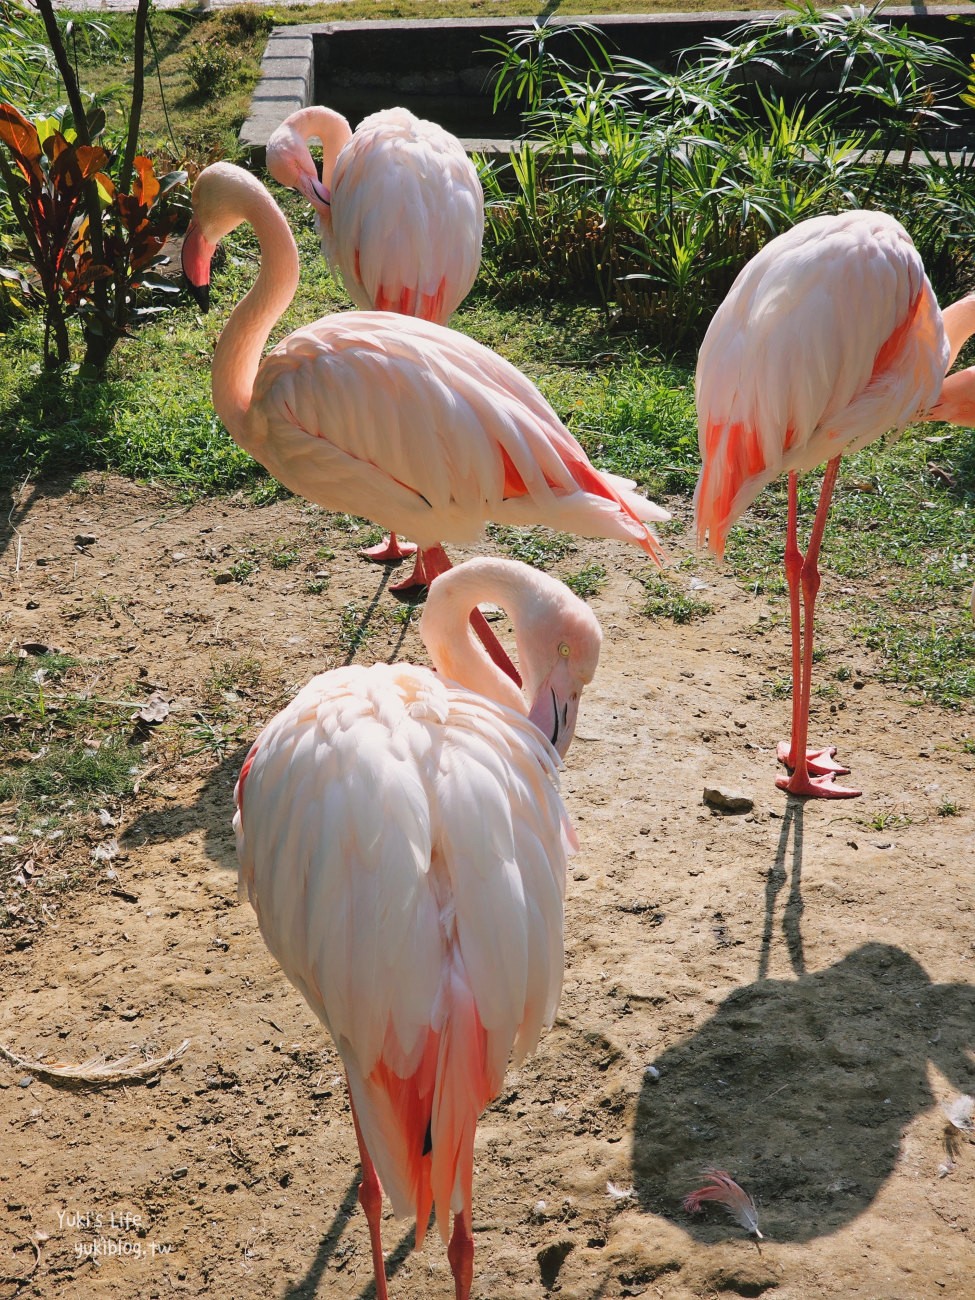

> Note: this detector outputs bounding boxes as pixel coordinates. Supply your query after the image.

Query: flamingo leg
[447,1209,474,1300]
[776,457,861,798]
[409,546,523,688]
[348,1090,390,1300]
[361,531,418,564]
[775,473,850,778]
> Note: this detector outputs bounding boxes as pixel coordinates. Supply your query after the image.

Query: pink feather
[682,1168,763,1238]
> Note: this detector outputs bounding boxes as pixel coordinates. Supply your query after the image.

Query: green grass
[486,525,580,569]
[0,651,146,928]
[640,573,715,624]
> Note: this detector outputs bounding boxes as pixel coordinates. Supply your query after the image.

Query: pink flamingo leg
[404,546,523,688]
[775,473,850,778]
[447,1209,474,1300]
[776,457,861,798]
[361,531,418,564]
[349,1091,390,1300]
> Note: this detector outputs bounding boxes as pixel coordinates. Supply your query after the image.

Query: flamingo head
[517,582,602,758]
[526,631,601,758]
[181,218,215,312]
[181,160,261,311]
[265,120,332,218]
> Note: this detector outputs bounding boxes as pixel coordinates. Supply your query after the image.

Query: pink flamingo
[695,209,975,798]
[233,556,602,1300]
[266,105,485,573]
[181,162,667,681]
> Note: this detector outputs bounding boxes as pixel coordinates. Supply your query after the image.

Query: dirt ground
[0,474,972,1300]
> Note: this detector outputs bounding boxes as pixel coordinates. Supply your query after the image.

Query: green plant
[563,562,607,598]
[228,555,257,583]
[337,601,374,660]
[0,102,185,369]
[640,574,714,623]
[0,0,187,370]
[269,544,300,570]
[937,799,960,816]
[481,3,975,341]
[185,42,243,98]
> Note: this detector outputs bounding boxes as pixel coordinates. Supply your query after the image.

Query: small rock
[703,786,754,814]
[25,600,39,610]
[75,533,97,547]
[214,571,233,585]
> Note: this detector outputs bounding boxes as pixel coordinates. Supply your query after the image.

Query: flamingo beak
[297,172,332,215]
[181,217,216,312]
[528,660,581,759]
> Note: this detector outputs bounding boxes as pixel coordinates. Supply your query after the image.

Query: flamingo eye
[558,643,570,658]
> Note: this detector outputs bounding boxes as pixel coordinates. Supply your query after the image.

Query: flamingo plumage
[266,104,486,574]
[233,557,602,1300]
[181,161,666,680]
[695,208,975,798]
[266,105,484,327]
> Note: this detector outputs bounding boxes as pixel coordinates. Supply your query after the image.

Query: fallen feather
[942,1094,974,1133]
[606,1181,636,1202]
[683,1168,763,1238]
[0,1038,189,1087]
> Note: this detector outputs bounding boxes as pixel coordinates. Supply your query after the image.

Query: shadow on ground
[632,942,974,1242]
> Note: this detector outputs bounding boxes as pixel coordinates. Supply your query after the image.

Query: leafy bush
[0,0,187,370]
[185,42,243,98]
[481,3,975,347]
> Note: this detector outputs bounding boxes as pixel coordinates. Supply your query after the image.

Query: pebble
[703,786,754,814]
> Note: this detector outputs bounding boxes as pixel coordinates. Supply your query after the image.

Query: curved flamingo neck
[925,292,975,428]
[420,561,540,715]
[210,173,300,440]
[290,105,353,188]
[941,293,975,369]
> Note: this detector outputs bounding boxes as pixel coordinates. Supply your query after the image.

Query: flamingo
[266,105,485,574]
[233,556,603,1300]
[181,161,667,681]
[695,209,975,798]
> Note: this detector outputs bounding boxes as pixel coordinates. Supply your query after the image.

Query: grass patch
[640,573,714,624]
[563,563,608,599]
[0,651,145,931]
[486,525,579,569]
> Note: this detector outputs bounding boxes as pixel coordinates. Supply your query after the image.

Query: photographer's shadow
[632,941,974,1241]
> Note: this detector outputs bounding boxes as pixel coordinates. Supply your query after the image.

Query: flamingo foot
[388,551,430,597]
[360,533,418,564]
[776,741,851,777]
[775,770,862,799]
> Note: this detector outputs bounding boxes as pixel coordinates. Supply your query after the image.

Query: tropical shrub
[480,3,975,347]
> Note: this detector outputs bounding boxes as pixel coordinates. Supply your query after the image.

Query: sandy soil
[0,474,972,1300]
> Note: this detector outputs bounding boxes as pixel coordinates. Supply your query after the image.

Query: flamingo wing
[234,663,572,1239]
[247,311,667,555]
[329,109,484,324]
[695,209,948,554]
